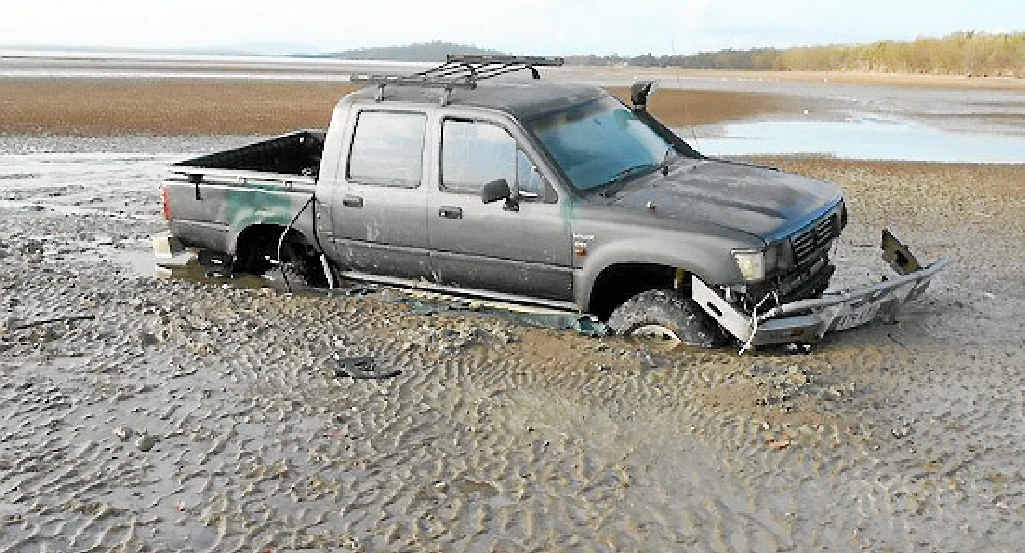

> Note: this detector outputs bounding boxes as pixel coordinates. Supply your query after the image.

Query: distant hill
[314,41,505,62]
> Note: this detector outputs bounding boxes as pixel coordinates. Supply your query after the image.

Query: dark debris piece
[570,316,608,337]
[334,356,400,380]
[343,284,379,297]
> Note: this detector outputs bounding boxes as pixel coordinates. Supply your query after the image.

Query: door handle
[342,195,363,208]
[438,206,462,219]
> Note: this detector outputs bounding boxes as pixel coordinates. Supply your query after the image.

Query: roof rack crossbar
[350,74,475,88]
[474,64,541,80]
[445,54,564,67]
[351,54,564,101]
[413,62,467,79]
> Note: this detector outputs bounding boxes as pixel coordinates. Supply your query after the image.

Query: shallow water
[684,116,1025,163]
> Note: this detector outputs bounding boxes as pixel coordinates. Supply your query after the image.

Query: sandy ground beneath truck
[1,133,1024,552]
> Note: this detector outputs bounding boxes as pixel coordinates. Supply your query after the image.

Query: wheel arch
[575,235,748,317]
[231,223,315,273]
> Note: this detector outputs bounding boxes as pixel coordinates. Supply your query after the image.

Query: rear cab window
[348,110,426,187]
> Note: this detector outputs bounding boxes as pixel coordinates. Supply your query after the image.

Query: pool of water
[683,117,1025,163]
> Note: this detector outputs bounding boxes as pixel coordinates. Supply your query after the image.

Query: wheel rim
[630,324,682,343]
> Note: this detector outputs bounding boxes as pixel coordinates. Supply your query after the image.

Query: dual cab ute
[158,55,947,350]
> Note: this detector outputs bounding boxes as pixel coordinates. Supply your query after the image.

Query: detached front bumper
[694,234,949,348]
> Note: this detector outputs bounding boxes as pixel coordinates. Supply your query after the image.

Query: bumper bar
[694,257,949,349]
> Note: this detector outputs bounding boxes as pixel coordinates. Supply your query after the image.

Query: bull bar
[693,257,949,350]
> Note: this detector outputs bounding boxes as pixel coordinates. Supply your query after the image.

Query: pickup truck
[158,55,947,350]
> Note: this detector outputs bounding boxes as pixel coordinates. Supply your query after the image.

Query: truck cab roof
[347,81,608,120]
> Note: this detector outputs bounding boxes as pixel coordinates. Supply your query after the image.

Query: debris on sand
[891,424,913,439]
[765,438,792,450]
[135,432,157,452]
[114,425,133,441]
[9,314,94,330]
[334,356,400,380]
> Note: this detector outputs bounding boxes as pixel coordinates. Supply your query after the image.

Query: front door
[427,116,572,301]
[333,108,431,279]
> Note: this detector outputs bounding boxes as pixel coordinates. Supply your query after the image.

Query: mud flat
[0,78,802,136]
[1,132,1023,552]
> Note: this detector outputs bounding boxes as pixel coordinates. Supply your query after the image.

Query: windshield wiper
[597,163,657,197]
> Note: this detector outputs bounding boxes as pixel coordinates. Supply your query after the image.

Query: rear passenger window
[441,120,516,193]
[348,111,425,187]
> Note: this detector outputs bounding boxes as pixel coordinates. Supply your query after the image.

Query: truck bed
[163,130,324,259]
[173,130,326,179]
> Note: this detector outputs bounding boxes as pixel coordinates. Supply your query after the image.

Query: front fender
[574,234,749,311]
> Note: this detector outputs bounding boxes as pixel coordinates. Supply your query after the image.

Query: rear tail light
[161,186,171,220]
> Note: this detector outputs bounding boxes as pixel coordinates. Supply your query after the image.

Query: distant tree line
[315,41,503,62]
[566,49,781,70]
[567,31,1025,77]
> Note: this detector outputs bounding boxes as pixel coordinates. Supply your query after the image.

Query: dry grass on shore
[0,80,360,136]
[0,78,799,136]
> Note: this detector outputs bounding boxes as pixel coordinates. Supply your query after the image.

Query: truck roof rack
[350,54,565,104]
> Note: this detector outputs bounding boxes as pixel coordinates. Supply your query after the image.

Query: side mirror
[481,178,511,204]
[630,80,657,110]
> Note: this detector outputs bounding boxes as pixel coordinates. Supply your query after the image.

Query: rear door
[332,106,431,279]
[426,111,573,301]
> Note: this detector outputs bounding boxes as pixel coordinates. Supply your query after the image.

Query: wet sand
[1,133,1024,551]
[0,78,803,136]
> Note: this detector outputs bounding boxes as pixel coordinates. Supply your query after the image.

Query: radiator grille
[792,213,838,267]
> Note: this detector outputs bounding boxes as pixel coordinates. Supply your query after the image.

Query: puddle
[685,117,1025,163]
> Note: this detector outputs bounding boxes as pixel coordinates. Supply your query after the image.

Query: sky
[2,0,1023,56]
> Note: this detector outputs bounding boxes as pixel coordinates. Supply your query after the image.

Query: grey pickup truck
[158,55,947,350]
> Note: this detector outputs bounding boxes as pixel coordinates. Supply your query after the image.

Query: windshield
[527,96,674,192]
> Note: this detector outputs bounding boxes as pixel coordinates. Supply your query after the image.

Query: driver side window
[441,119,516,194]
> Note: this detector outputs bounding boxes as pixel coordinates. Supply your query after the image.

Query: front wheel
[607,289,727,348]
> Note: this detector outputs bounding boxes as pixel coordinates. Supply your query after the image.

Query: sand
[2,66,1024,551]
[0,79,803,136]
[1,131,1024,552]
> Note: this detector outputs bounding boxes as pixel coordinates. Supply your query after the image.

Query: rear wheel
[607,289,726,348]
[273,240,327,289]
[236,229,326,288]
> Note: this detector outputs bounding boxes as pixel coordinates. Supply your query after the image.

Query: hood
[602,158,842,241]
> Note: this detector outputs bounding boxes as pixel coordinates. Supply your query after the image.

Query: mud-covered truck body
[160,55,946,349]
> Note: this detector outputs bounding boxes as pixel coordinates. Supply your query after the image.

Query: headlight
[732,249,765,281]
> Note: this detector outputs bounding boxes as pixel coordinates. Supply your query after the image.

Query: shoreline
[0,78,804,136]
[561,66,1025,91]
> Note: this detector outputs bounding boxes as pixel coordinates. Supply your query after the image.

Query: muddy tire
[274,241,327,289]
[607,289,726,348]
